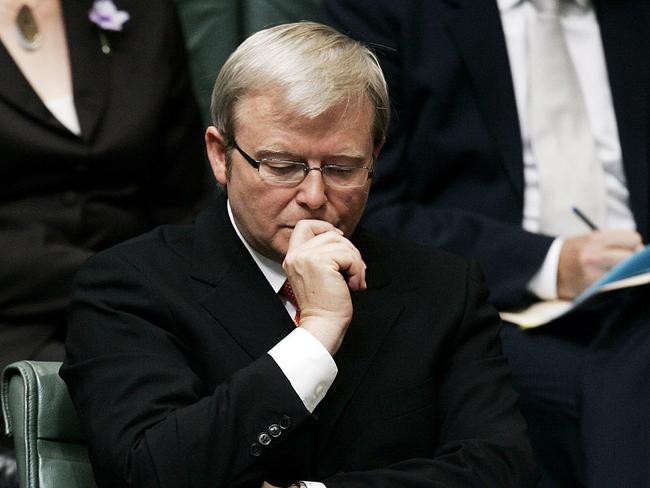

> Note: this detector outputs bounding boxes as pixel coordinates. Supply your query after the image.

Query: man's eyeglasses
[232,139,373,189]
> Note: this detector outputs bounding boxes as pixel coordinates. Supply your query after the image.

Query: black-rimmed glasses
[232,139,373,188]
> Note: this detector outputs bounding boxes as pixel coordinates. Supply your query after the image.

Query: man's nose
[296,168,327,209]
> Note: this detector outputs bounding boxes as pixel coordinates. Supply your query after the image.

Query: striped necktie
[279,280,301,325]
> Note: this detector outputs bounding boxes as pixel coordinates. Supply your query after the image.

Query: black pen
[571,206,599,231]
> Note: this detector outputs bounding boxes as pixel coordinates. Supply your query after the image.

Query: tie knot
[279,280,301,324]
[531,0,562,14]
[279,280,297,306]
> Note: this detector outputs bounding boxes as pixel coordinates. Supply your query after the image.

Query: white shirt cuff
[303,482,326,488]
[527,237,564,300]
[268,328,337,413]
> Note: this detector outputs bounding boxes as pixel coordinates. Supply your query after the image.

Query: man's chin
[267,238,291,264]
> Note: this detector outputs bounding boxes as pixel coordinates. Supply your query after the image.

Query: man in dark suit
[322,1,650,486]
[61,21,537,488]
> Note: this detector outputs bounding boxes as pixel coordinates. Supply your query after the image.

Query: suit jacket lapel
[0,1,109,140]
[441,0,525,198]
[192,198,295,361]
[0,42,64,132]
[62,0,110,141]
[595,0,649,238]
[314,231,403,450]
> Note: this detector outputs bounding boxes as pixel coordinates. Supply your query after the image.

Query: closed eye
[261,160,306,176]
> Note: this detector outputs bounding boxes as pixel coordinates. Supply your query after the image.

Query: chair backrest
[174,0,324,126]
[1,361,95,488]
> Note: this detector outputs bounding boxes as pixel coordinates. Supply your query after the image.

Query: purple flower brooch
[89,0,130,54]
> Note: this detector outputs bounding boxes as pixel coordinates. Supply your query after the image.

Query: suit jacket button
[279,415,292,430]
[258,432,272,446]
[250,443,262,457]
[268,424,281,438]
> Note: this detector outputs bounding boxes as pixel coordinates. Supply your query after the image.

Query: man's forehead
[234,90,373,130]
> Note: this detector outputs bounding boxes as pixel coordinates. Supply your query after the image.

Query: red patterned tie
[279,280,301,325]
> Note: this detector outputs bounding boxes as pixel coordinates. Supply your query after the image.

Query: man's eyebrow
[257,148,302,160]
[250,143,300,159]
[325,153,368,162]
[256,148,368,162]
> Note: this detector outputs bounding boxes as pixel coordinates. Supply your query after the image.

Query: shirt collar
[227,199,287,294]
[497,0,523,12]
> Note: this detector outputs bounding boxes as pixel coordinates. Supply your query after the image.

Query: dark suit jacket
[322,0,650,309]
[0,0,210,364]
[61,195,537,487]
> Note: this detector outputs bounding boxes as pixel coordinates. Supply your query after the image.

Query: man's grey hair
[210,21,390,150]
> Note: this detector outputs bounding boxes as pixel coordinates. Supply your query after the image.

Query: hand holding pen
[571,206,599,231]
[556,207,643,299]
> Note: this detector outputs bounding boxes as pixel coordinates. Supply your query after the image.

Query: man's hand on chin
[282,219,367,355]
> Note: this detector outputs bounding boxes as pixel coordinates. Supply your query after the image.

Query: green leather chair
[1,361,95,488]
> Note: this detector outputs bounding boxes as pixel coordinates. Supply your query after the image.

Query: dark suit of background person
[60,194,536,488]
[322,1,650,487]
[0,0,210,372]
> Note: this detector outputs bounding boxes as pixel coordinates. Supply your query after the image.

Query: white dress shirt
[498,0,636,299]
[44,95,81,135]
[227,201,330,488]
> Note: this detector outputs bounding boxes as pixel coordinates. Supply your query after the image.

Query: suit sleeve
[322,0,553,309]
[60,251,311,488]
[321,261,539,487]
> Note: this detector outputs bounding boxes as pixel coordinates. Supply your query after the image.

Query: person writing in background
[323,1,649,486]
[61,21,537,487]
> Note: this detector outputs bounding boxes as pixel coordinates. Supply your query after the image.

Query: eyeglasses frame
[230,139,374,188]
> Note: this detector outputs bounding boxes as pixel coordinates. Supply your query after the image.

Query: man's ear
[205,126,228,186]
